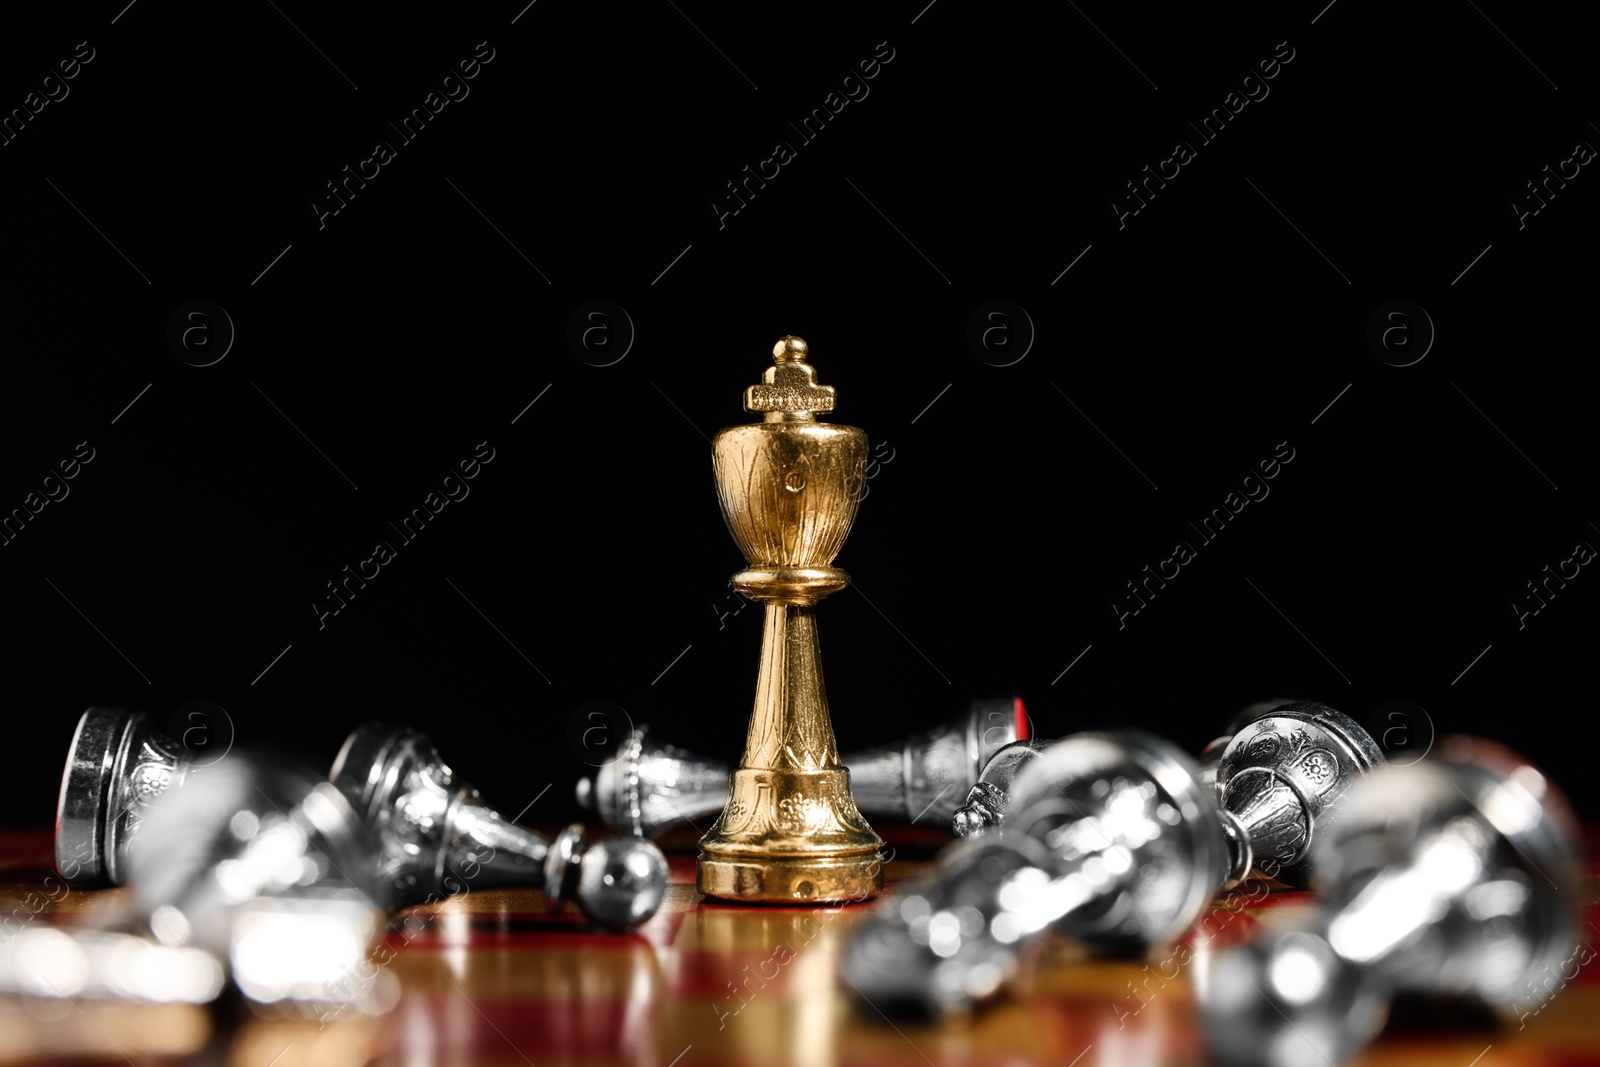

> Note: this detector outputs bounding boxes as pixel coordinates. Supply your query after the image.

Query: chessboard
[3,825,1597,1067]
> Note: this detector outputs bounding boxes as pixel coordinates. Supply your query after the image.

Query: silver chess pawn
[12,752,390,1016]
[1200,738,1583,1067]
[952,700,1373,887]
[576,696,1030,837]
[839,732,1252,1018]
[330,722,669,929]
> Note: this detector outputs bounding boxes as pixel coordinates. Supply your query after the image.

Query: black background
[3,1,1594,831]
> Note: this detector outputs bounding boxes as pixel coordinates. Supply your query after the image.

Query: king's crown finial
[744,335,836,418]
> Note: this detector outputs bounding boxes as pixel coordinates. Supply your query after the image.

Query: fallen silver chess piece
[11,752,392,1018]
[330,721,669,928]
[1199,737,1583,1067]
[575,696,1030,837]
[53,707,669,930]
[951,698,1301,835]
[838,731,1252,1017]
[54,705,190,886]
[952,700,1377,886]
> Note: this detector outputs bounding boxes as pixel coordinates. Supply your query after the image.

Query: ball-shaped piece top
[772,335,808,363]
[950,806,987,838]
[574,836,669,929]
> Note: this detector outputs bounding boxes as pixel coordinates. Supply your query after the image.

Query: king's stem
[741,602,839,771]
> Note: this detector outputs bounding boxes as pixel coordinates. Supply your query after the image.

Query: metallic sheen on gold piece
[696,336,886,904]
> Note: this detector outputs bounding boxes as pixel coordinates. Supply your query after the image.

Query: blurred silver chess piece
[952,700,1372,887]
[54,707,669,931]
[1200,738,1583,1067]
[13,752,393,1017]
[576,695,1030,837]
[839,731,1252,1018]
[330,722,669,929]
[951,698,1300,837]
[55,706,190,886]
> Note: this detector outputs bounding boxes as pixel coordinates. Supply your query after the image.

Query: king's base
[697,850,885,904]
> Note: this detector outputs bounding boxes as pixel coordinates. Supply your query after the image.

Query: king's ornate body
[696,336,886,903]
